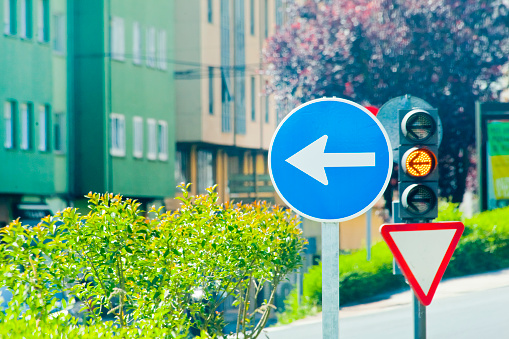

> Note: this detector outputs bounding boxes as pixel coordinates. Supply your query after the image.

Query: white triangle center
[391,229,456,295]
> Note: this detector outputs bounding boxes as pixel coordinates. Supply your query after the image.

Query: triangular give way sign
[380,222,464,306]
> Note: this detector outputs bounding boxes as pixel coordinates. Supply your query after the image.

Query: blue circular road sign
[269,98,393,222]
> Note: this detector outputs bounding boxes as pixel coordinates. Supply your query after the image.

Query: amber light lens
[402,148,437,177]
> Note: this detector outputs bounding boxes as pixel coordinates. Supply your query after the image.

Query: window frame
[110,113,126,157]
[197,149,215,194]
[53,13,65,53]
[175,149,190,186]
[37,0,49,42]
[146,26,156,68]
[207,0,213,23]
[133,116,143,158]
[265,95,269,123]
[4,101,14,149]
[20,0,33,39]
[157,120,168,161]
[4,0,17,35]
[251,76,256,121]
[250,0,255,36]
[147,118,157,160]
[111,16,125,61]
[208,66,214,115]
[53,112,65,153]
[157,29,167,70]
[38,104,49,152]
[19,102,32,151]
[264,0,268,38]
[132,21,141,65]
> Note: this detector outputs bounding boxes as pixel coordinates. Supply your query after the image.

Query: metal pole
[322,222,340,339]
[413,293,426,339]
[392,201,403,275]
[297,216,304,306]
[366,208,372,261]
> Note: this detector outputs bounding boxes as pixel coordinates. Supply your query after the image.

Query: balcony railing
[228,173,276,203]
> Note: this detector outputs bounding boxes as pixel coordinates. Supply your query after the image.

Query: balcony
[227,173,276,204]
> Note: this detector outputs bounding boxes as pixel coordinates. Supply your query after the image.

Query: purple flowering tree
[264,0,509,202]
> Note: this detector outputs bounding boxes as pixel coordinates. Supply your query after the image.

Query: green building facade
[71,0,175,206]
[1,0,68,225]
[1,0,175,225]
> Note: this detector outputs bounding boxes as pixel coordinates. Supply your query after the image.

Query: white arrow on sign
[285,135,375,185]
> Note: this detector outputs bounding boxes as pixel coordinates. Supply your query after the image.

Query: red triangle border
[380,222,465,306]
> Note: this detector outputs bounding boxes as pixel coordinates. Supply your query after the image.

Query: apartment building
[1,0,176,224]
[0,0,68,226]
[173,0,286,204]
[71,0,176,209]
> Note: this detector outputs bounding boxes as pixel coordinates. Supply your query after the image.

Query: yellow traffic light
[402,147,437,178]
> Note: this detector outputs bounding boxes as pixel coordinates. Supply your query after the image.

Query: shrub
[0,185,306,338]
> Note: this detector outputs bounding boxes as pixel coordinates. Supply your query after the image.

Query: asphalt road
[263,269,509,339]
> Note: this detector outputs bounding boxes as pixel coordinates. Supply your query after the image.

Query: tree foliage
[0,186,306,338]
[264,0,509,202]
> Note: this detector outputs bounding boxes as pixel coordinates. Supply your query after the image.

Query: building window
[4,0,16,35]
[157,30,167,70]
[251,76,256,121]
[208,67,214,115]
[53,13,65,53]
[197,149,214,193]
[207,0,213,23]
[4,101,14,149]
[133,116,143,158]
[175,149,189,186]
[275,0,282,28]
[265,95,269,123]
[157,120,168,161]
[110,113,125,157]
[147,118,156,160]
[221,0,231,133]
[53,112,64,152]
[111,16,125,61]
[146,26,156,68]
[20,0,32,38]
[37,0,49,42]
[38,104,49,151]
[250,0,254,35]
[133,22,141,65]
[264,0,268,38]
[20,103,32,150]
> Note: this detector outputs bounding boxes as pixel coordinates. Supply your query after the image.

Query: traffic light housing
[398,108,439,220]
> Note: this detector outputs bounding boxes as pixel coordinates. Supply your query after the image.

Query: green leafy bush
[0,185,306,338]
[447,206,509,277]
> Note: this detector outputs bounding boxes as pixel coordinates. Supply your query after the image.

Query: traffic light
[398,108,439,220]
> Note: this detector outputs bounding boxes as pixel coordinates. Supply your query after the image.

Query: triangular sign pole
[380,222,464,306]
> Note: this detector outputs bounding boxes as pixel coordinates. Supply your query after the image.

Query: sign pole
[413,293,426,339]
[322,222,340,339]
[366,208,372,261]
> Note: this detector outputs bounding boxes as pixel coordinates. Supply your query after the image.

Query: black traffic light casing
[398,108,439,220]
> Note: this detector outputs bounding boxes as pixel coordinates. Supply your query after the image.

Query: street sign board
[380,222,465,306]
[269,98,393,222]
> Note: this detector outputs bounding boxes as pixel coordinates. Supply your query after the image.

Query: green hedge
[278,202,509,323]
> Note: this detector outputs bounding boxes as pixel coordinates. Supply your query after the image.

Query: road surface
[263,269,509,339]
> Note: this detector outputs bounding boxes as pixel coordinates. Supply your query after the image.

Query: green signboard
[476,102,509,212]
[487,121,509,208]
